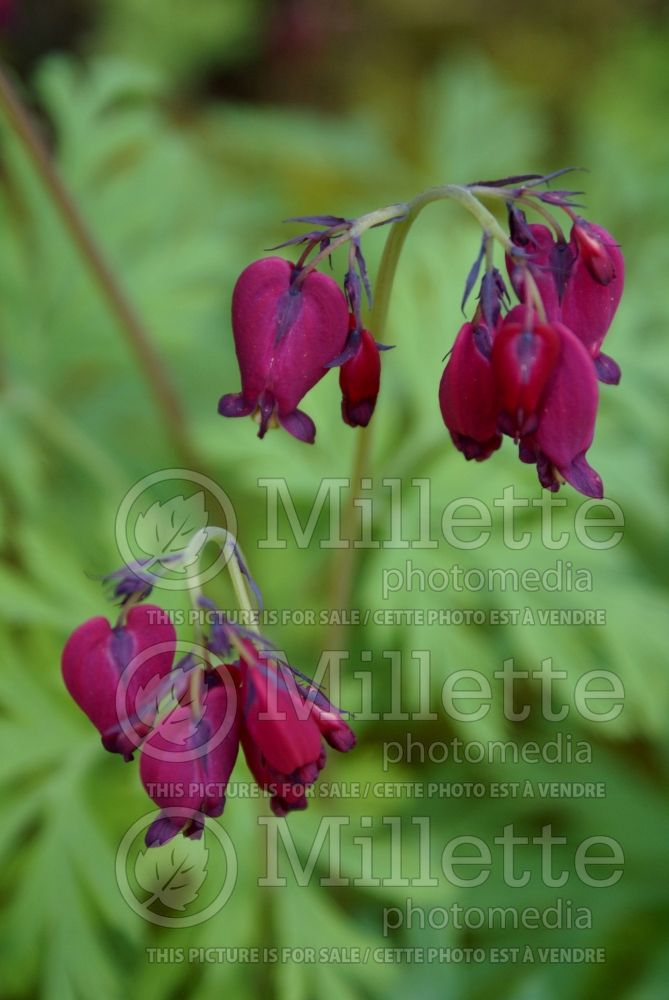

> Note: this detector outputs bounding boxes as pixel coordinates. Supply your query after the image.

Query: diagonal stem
[0,62,203,472]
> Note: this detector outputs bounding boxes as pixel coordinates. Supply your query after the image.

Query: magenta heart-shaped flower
[61,604,176,758]
[219,256,349,442]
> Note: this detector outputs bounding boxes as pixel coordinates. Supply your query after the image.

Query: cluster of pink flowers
[218,180,623,497]
[439,212,624,497]
[61,576,354,846]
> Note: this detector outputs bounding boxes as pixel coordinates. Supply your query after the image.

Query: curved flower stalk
[219,170,624,497]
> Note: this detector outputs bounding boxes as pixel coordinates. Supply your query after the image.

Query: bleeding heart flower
[218,257,349,443]
[61,604,176,759]
[339,324,381,427]
[560,220,624,383]
[237,644,355,816]
[491,305,562,438]
[438,319,502,461]
[140,671,241,845]
[507,215,573,322]
[519,319,602,497]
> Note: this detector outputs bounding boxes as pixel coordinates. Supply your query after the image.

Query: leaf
[134,839,209,911]
[133,494,208,568]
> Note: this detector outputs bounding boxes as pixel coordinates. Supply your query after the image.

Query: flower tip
[342,399,374,428]
[145,815,183,847]
[218,393,255,418]
[278,409,316,443]
[562,455,604,499]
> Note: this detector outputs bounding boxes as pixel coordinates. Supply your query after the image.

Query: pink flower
[438,319,502,461]
[218,257,349,442]
[560,220,624,383]
[495,307,602,497]
[61,604,176,759]
[139,672,241,845]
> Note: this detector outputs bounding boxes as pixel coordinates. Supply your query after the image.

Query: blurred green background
[1,1,669,998]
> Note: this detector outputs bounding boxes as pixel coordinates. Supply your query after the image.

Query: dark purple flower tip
[309,697,357,752]
[439,320,502,462]
[270,794,308,817]
[219,256,349,442]
[217,393,255,418]
[102,561,155,604]
[339,326,381,428]
[594,352,621,385]
[61,604,177,756]
[491,309,562,439]
[278,408,316,443]
[145,813,193,847]
[560,454,604,499]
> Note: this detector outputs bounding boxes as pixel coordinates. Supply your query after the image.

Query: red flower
[496,307,602,496]
[492,308,562,438]
[238,645,355,816]
[339,324,382,427]
[438,320,502,461]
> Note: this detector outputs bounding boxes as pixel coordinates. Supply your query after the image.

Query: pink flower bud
[339,326,381,427]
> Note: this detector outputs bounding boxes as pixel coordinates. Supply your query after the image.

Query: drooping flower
[237,644,355,816]
[339,323,381,427]
[438,318,502,461]
[218,256,349,442]
[139,671,241,845]
[507,214,624,383]
[491,307,562,438]
[61,604,176,759]
[439,296,604,497]
[560,219,624,383]
[492,305,602,497]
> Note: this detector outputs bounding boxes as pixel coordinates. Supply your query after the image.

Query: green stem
[184,527,255,618]
[326,205,421,638]
[0,62,203,472]
[326,184,516,636]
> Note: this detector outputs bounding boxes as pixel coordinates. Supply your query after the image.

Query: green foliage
[1,13,668,1000]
